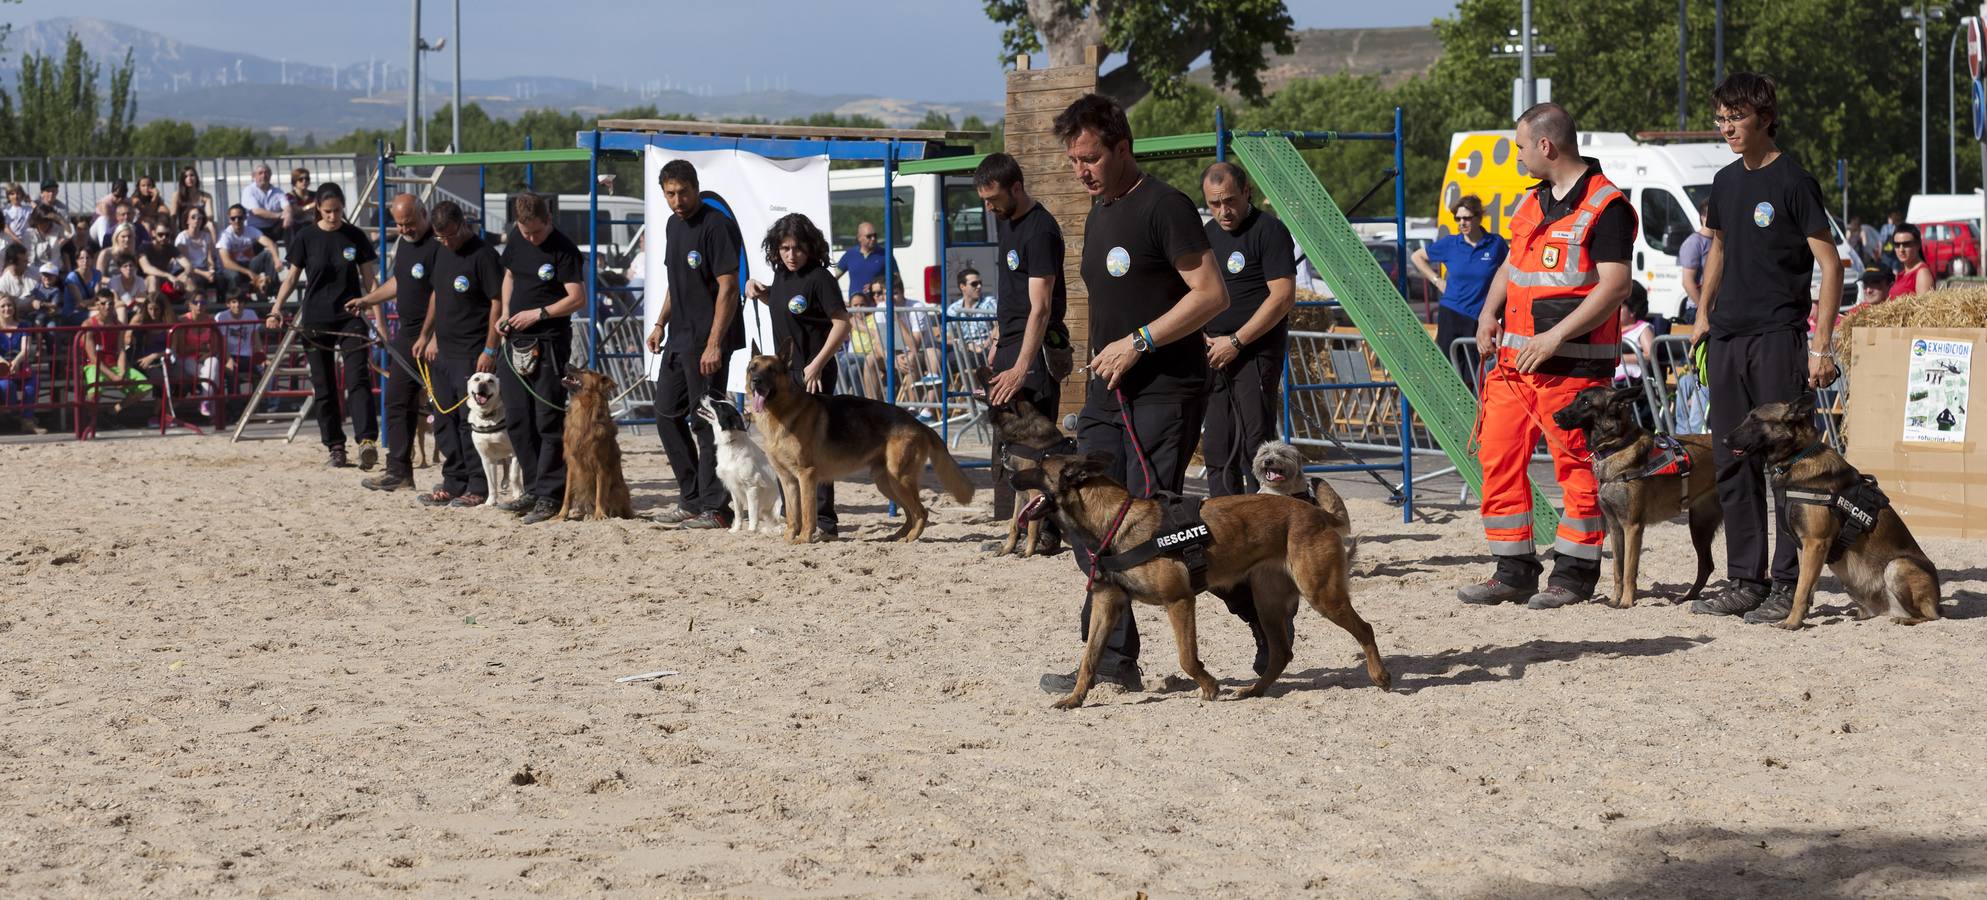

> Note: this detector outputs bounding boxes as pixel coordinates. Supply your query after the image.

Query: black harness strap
[1771,442,1888,564]
[1002,436,1079,467]
[1090,493,1213,593]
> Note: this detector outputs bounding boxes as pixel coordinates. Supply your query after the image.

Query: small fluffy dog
[464,372,515,507]
[697,392,780,532]
[557,366,635,520]
[1252,440,1356,562]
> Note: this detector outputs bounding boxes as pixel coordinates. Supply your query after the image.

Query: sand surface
[3,433,1986,897]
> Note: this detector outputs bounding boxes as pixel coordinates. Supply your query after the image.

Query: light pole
[1521,0,1534,109]
[1952,19,1965,192]
[1678,0,1689,131]
[405,0,420,152]
[451,0,462,152]
[1906,3,1950,196]
[1491,22,1555,117]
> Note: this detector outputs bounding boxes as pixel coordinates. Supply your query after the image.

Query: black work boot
[1742,582,1798,624]
[1459,556,1541,605]
[1692,580,1769,616]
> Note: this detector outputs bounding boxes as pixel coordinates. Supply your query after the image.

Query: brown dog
[556,366,635,521]
[1013,453,1388,709]
[1552,384,1722,607]
[980,369,1070,558]
[1726,397,1941,628]
[745,344,974,543]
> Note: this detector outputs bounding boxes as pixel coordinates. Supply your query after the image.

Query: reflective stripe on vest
[1499,332,1619,359]
[1502,173,1634,362]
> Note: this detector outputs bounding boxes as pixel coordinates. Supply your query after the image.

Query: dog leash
[499,333,567,411]
[1111,386,1156,497]
[1083,497,1137,595]
[414,357,469,414]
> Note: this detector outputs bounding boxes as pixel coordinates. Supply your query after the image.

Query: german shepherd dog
[1726,397,1941,628]
[1552,384,1722,607]
[979,368,1069,558]
[556,366,635,521]
[745,344,974,543]
[1013,453,1388,709]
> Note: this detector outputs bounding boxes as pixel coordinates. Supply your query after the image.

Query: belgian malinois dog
[556,366,636,521]
[979,366,1069,558]
[1726,397,1941,628]
[1553,384,1722,607]
[745,343,974,543]
[1012,453,1389,710]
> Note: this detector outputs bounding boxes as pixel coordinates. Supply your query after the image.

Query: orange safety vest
[1500,170,1634,380]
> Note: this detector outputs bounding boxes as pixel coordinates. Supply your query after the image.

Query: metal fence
[0,155,379,229]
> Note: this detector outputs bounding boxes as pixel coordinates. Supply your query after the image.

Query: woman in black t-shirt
[265,183,381,467]
[745,212,849,537]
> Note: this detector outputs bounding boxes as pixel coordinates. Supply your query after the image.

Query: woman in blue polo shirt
[1412,193,1508,392]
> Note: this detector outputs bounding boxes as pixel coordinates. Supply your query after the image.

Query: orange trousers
[1476,362,1605,563]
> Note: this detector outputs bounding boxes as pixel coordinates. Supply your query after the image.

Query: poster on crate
[1901,337,1972,443]
[643,147,830,394]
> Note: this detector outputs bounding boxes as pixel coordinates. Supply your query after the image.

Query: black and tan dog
[1552,384,1722,607]
[1726,397,1941,628]
[979,368,1071,558]
[1013,453,1388,709]
[746,343,974,543]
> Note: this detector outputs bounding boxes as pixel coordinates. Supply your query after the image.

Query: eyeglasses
[1453,214,1478,223]
[1712,112,1753,126]
[964,280,982,288]
[228,215,245,221]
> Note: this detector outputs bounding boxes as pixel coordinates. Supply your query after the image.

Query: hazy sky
[6,0,1462,102]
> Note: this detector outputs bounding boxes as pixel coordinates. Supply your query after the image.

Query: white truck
[827,167,999,305]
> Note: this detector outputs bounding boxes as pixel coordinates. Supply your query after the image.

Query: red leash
[1113,386,1155,496]
[1083,497,1137,594]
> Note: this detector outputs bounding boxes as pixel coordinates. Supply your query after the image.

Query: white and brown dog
[1252,439,1356,562]
[465,372,516,507]
[696,392,780,533]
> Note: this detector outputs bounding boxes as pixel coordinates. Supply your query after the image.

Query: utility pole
[452,0,462,152]
[1678,0,1689,131]
[1714,0,1725,85]
[406,0,421,153]
[1520,0,1535,109]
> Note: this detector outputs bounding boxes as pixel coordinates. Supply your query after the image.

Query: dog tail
[925,431,976,504]
[1309,476,1358,564]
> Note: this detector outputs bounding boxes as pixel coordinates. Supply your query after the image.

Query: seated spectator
[213,292,263,393]
[173,207,219,299]
[131,175,166,224]
[1614,283,1657,386]
[170,166,214,238]
[286,167,318,229]
[0,297,43,432]
[1,182,30,245]
[37,180,68,219]
[1888,223,1934,298]
[27,263,66,326]
[241,164,290,242]
[23,204,73,270]
[80,292,148,412]
[139,220,180,300]
[0,245,34,300]
[64,248,103,324]
[94,178,130,221]
[216,204,281,298]
[106,254,146,315]
[172,294,224,420]
[943,266,995,354]
[97,223,145,277]
[124,292,172,388]
[89,199,140,248]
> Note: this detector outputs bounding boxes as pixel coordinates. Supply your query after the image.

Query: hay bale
[1838,285,1987,367]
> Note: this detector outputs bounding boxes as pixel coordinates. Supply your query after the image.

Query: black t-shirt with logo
[1203,207,1296,354]
[767,263,847,372]
[1081,175,1212,397]
[1704,153,1829,338]
[662,204,745,354]
[431,234,505,360]
[287,222,376,325]
[391,230,439,335]
[501,225,582,338]
[991,201,1070,373]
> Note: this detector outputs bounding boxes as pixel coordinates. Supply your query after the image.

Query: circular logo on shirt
[1105,246,1131,278]
[687,250,702,269]
[536,263,555,281]
[1005,249,1020,270]
[452,274,470,293]
[787,294,809,315]
[1753,202,1775,227]
[340,246,357,262]
[1226,250,1245,274]
[410,262,426,279]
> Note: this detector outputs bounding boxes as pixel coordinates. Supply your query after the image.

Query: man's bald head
[389,193,428,239]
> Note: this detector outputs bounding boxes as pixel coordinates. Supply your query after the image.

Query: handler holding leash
[1039,94,1231,695]
[497,192,585,525]
[264,183,379,469]
[1462,102,1634,610]
[413,201,504,507]
[348,193,438,493]
[1197,161,1295,496]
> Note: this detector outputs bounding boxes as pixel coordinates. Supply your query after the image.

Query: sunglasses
[1453,214,1478,222]
[964,280,982,288]
[1894,240,1918,248]
[228,215,245,221]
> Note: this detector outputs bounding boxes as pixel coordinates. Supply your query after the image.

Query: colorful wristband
[482,347,498,357]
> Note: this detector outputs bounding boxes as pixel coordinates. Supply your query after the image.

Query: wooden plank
[1003,108,1065,136]
[1004,66,1099,94]
[1008,89,1098,114]
[1008,131,1083,158]
[594,118,988,142]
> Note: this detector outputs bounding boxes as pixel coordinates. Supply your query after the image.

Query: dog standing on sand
[746,343,974,543]
[983,380,1071,558]
[555,366,635,521]
[464,372,515,507]
[698,393,780,533]
[1726,397,1941,628]
[1251,439,1355,562]
[1012,453,1386,710]
[1552,384,1723,608]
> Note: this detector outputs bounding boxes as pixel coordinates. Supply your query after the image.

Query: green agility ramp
[1229,134,1557,543]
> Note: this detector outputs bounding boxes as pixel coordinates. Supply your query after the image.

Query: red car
[1914,220,1980,277]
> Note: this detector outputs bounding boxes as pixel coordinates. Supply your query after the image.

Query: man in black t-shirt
[1198,161,1296,497]
[498,192,587,525]
[1688,73,1844,623]
[645,160,745,530]
[413,201,505,508]
[1041,94,1232,696]
[974,152,1072,534]
[347,194,438,492]
[265,183,379,468]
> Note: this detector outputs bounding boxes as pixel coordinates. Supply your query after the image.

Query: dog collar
[1769,440,1827,478]
[1003,436,1079,467]
[472,420,507,434]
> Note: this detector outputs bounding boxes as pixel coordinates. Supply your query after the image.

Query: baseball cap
[38,180,56,191]
[37,262,58,275]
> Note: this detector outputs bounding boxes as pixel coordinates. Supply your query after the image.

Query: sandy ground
[3,429,1987,898]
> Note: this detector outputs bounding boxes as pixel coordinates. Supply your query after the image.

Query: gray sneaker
[1742,583,1798,624]
[1039,657,1143,694]
[650,505,696,524]
[519,497,561,525]
[1527,585,1589,609]
[679,510,732,530]
[1691,581,1768,616]
[498,493,540,515]
[1458,579,1533,605]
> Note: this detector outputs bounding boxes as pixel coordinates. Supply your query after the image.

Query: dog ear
[778,337,797,367]
[1608,383,1641,403]
[1791,391,1818,420]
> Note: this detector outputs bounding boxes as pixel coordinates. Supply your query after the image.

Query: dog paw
[1773,620,1805,631]
[1050,694,1086,710]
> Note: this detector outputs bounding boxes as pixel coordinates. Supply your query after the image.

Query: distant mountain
[1,17,1003,137]
[1189,26,1443,93]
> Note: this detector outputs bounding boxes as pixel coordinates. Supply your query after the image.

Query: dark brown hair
[1711,72,1779,136]
[1052,93,1132,150]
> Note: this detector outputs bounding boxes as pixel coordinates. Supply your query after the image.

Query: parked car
[1915,220,1979,277]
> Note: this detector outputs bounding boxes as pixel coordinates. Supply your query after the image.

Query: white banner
[643,147,830,393]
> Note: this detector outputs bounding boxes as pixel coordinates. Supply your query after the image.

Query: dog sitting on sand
[556,366,635,521]
[464,372,515,507]
[698,392,780,533]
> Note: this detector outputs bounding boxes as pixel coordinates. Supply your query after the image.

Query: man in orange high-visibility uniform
[1459,102,1637,610]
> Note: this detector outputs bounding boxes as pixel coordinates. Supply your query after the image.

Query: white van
[827,168,998,305]
[483,192,646,273]
[1440,131,1858,318]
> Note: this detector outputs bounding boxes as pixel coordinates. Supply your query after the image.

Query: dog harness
[1601,432,1693,483]
[1771,441,1890,565]
[1001,437,1078,470]
[1088,493,1214,593]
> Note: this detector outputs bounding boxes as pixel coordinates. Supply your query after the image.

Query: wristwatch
[1130,326,1154,354]
[1227,334,1244,351]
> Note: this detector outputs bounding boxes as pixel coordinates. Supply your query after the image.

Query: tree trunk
[1026,0,1105,68]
